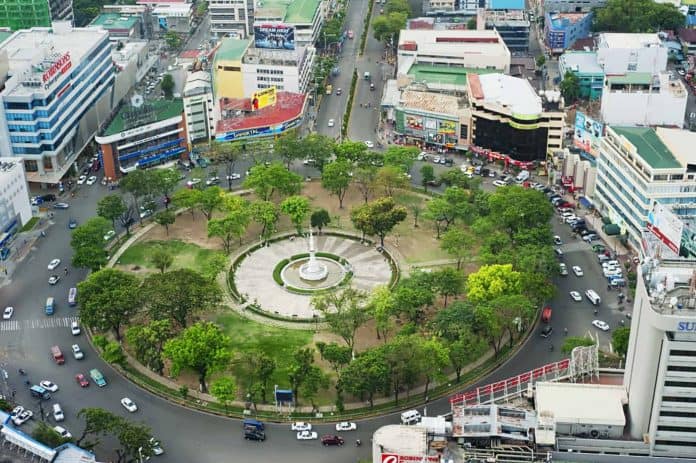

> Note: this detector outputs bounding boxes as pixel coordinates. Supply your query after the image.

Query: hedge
[273,258,289,286]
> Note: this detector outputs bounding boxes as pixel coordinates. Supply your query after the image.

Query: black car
[244,429,265,441]
[321,435,345,446]
[41,194,56,202]
[444,158,454,166]
[540,325,553,338]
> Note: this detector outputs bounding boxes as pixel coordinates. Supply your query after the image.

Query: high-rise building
[209,0,255,38]
[183,71,218,143]
[0,0,51,30]
[0,158,31,246]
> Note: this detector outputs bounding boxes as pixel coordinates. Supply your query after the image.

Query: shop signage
[42,52,72,88]
[381,454,439,463]
[677,322,696,332]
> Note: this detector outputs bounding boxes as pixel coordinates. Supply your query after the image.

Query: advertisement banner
[380,454,439,463]
[254,24,295,50]
[252,87,277,111]
[406,115,423,130]
[438,120,456,135]
[573,112,604,157]
[647,201,683,254]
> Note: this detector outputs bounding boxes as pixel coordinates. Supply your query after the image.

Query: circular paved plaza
[234,234,393,319]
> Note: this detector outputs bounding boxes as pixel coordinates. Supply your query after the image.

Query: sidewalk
[0,213,53,288]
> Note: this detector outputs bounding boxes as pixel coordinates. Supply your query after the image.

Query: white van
[585,289,601,305]
[401,409,421,425]
[515,170,530,183]
[53,403,64,422]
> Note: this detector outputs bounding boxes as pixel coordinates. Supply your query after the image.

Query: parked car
[39,380,59,392]
[103,230,116,241]
[76,175,87,185]
[53,203,70,209]
[54,426,72,439]
[559,263,568,276]
[3,306,13,319]
[553,235,562,245]
[75,374,89,387]
[569,291,582,301]
[48,258,61,270]
[13,410,33,426]
[205,177,220,186]
[335,422,357,431]
[572,266,584,277]
[68,218,78,229]
[86,176,97,185]
[540,325,553,338]
[72,344,84,360]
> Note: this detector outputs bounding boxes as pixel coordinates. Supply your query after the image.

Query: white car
[121,397,138,412]
[10,406,24,418]
[335,422,357,431]
[48,274,61,285]
[76,175,87,185]
[493,180,507,187]
[291,422,312,431]
[71,321,81,336]
[48,258,61,270]
[592,319,610,331]
[327,119,335,127]
[364,140,375,148]
[564,215,579,223]
[296,430,318,440]
[150,437,164,455]
[186,178,202,188]
[3,306,13,319]
[104,230,116,241]
[417,152,428,161]
[553,235,562,245]
[205,177,220,186]
[39,380,59,392]
[13,409,33,426]
[572,266,583,277]
[54,426,72,439]
[86,176,97,185]
[226,173,242,180]
[569,291,582,302]
[72,344,84,360]
[559,263,568,275]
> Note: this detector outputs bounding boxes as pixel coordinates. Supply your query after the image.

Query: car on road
[121,397,138,412]
[291,422,312,431]
[149,437,164,455]
[540,325,553,338]
[364,141,374,148]
[553,235,562,245]
[297,430,318,440]
[555,248,564,257]
[86,176,97,185]
[68,218,78,229]
[48,259,61,270]
[244,429,266,441]
[321,435,345,446]
[493,180,507,187]
[31,196,43,206]
[592,319,610,331]
[71,321,81,336]
[347,30,354,39]
[72,344,84,360]
[572,266,584,277]
[39,380,59,392]
[335,422,357,431]
[558,263,568,276]
[226,173,242,180]
[77,175,87,185]
[417,151,428,161]
[104,230,116,241]
[48,274,61,285]
[582,233,599,242]
[569,291,582,302]
[3,306,13,319]
[75,374,89,387]
[186,178,202,188]
[13,410,33,426]
[10,406,23,419]
[205,177,220,186]
[54,426,72,439]
[327,119,335,127]
[90,368,106,387]
[335,88,342,95]
[53,203,69,209]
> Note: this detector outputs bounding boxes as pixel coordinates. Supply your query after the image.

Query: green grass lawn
[118,240,224,273]
[216,312,313,392]
[20,217,39,233]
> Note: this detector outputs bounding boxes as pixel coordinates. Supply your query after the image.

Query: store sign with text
[381,453,439,463]
[42,52,72,89]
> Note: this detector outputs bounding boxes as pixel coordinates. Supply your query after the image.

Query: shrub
[273,259,290,286]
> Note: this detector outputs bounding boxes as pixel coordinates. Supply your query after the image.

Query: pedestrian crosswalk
[0,316,79,332]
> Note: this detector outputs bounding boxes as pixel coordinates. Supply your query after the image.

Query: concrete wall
[600,88,687,127]
[597,46,668,75]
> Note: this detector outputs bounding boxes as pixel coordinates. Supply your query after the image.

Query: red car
[76,374,89,387]
[347,30,354,39]
[321,435,345,446]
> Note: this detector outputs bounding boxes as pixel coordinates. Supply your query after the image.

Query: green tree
[339,348,389,407]
[560,71,580,103]
[392,271,435,323]
[161,74,175,98]
[433,267,464,307]
[536,55,546,67]
[237,352,276,403]
[420,164,435,192]
[594,0,685,32]
[71,217,111,270]
[280,195,311,234]
[76,408,121,447]
[612,326,630,356]
[310,208,331,233]
[164,31,182,49]
[153,168,182,207]
[300,133,335,172]
[467,17,477,29]
[150,245,174,273]
[210,377,237,412]
[200,253,228,282]
[562,336,596,354]
[381,335,421,403]
[372,12,407,44]
[353,166,378,203]
[334,140,368,164]
[287,347,316,402]
[488,185,554,237]
[172,188,202,220]
[33,422,72,447]
[125,320,173,374]
[385,0,412,15]
[78,269,141,340]
[143,269,221,328]
[114,420,155,463]
[423,186,473,238]
[350,197,407,247]
[251,200,279,242]
[154,210,176,236]
[447,326,487,382]
[97,194,127,229]
[102,341,125,365]
[208,198,251,252]
[274,131,304,168]
[198,186,225,221]
[322,159,353,208]
[300,366,329,411]
[313,288,370,354]
[376,165,408,196]
[441,227,474,270]
[368,285,396,341]
[243,162,302,201]
[163,321,232,393]
[321,343,352,373]
[418,337,449,398]
[382,146,418,173]
[466,264,522,304]
[209,142,243,190]
[120,170,158,224]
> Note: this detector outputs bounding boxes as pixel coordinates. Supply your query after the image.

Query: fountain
[298,228,329,281]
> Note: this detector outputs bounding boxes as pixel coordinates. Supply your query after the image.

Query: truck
[541,306,552,323]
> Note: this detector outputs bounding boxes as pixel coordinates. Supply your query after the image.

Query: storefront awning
[579,196,593,209]
[603,224,621,236]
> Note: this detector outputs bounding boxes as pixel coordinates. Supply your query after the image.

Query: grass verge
[20,217,39,232]
[118,240,224,274]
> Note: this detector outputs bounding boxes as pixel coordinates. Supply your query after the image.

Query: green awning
[602,216,612,225]
[603,224,621,235]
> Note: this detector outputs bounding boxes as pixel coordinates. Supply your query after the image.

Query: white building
[0,158,31,244]
[253,0,324,48]
[600,72,687,127]
[152,3,193,34]
[372,425,438,463]
[241,46,315,94]
[597,33,668,75]
[624,256,696,457]
[397,29,511,75]
[183,71,217,143]
[208,0,254,38]
[0,22,115,185]
[594,126,696,246]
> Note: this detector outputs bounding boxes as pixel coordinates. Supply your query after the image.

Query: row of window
[257,68,285,75]
[597,156,648,204]
[257,83,284,90]
[671,350,696,356]
[257,76,284,83]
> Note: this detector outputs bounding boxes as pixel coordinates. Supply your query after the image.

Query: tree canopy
[70,217,111,271]
[594,0,685,32]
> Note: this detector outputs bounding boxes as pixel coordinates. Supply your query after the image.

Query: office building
[183,71,217,143]
[151,3,192,34]
[49,0,72,21]
[594,126,696,246]
[0,158,31,246]
[253,0,324,48]
[209,0,255,38]
[597,33,667,75]
[541,0,606,12]
[558,51,604,99]
[479,9,530,53]
[397,29,511,75]
[0,23,115,185]
[241,45,315,94]
[91,13,142,41]
[600,72,687,127]
[95,98,188,178]
[544,11,593,53]
[213,37,250,99]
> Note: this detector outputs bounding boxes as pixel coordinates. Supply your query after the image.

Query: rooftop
[548,12,591,29]
[180,49,202,59]
[489,0,525,9]
[484,8,530,24]
[102,98,184,137]
[407,64,496,87]
[216,92,306,134]
[373,425,428,456]
[0,158,22,179]
[598,32,662,49]
[679,28,696,43]
[452,404,537,440]
[398,29,509,59]
[184,71,212,97]
[0,31,13,45]
[655,127,696,168]
[399,89,462,114]
[559,51,603,74]
[255,0,321,24]
[534,382,627,427]
[90,13,140,31]
[470,73,543,116]
[611,126,681,170]
[606,72,652,85]
[214,38,250,62]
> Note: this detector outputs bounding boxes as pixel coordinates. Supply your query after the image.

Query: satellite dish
[131,93,144,108]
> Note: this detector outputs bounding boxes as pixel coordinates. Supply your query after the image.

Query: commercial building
[544,11,593,53]
[0,158,32,248]
[91,13,142,41]
[597,33,667,75]
[0,0,51,30]
[0,23,115,185]
[600,72,687,128]
[209,0,255,38]
[478,9,530,53]
[213,37,250,99]
[397,29,511,75]
[254,0,324,48]
[541,0,606,12]
[152,3,193,34]
[241,46,315,94]
[371,425,443,463]
[558,51,604,100]
[95,98,188,178]
[393,89,466,149]
[422,0,524,15]
[49,0,72,21]
[594,126,696,246]
[183,71,217,144]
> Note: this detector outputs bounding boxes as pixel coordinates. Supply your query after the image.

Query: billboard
[573,112,604,157]
[380,454,439,463]
[254,24,295,50]
[438,120,456,134]
[252,87,277,111]
[406,115,423,130]
[643,200,696,259]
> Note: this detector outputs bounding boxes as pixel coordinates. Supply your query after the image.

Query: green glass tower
[0,0,52,31]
